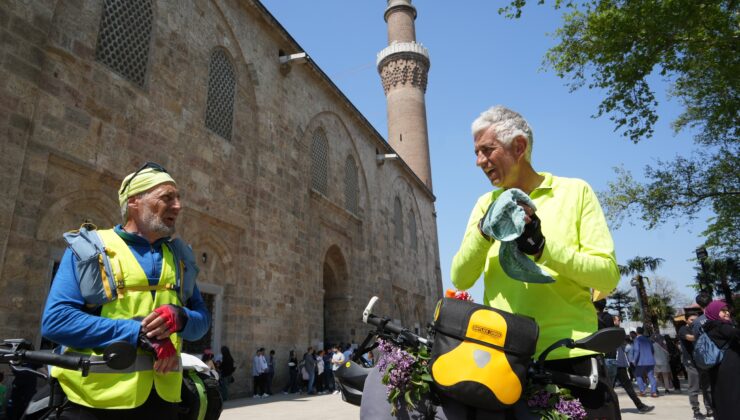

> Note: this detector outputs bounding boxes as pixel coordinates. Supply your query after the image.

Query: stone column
[378,0,432,190]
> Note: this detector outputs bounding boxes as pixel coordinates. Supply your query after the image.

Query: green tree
[501,0,740,257]
[629,276,686,326]
[693,257,740,304]
[606,288,635,320]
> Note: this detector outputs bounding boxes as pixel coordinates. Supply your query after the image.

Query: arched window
[393,197,403,243]
[311,129,329,195]
[344,156,359,215]
[95,0,153,87]
[205,49,236,141]
[408,210,417,251]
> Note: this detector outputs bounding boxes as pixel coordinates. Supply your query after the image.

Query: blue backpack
[692,326,728,370]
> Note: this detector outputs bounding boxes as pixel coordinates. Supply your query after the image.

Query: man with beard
[41,162,210,418]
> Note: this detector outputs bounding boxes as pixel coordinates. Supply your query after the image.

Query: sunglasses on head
[119,162,168,196]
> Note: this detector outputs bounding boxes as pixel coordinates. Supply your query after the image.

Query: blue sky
[261,1,708,309]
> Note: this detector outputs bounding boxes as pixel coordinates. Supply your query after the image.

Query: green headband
[118,167,177,208]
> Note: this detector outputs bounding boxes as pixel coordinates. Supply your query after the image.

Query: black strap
[434,325,532,357]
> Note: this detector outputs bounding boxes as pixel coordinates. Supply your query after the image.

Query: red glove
[154,304,187,333]
[138,331,177,360]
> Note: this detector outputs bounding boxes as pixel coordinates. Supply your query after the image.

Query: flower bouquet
[526,383,587,419]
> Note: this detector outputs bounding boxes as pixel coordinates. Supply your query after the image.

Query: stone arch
[323,244,349,347]
[36,189,119,243]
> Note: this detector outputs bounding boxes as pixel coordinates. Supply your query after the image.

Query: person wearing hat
[451,106,621,418]
[41,162,210,417]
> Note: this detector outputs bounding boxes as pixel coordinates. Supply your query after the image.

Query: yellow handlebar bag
[430,298,539,410]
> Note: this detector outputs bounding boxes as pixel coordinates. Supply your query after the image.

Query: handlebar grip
[22,350,84,370]
[365,315,403,335]
[548,370,594,390]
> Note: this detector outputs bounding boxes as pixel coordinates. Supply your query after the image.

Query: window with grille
[205,49,236,141]
[409,211,417,250]
[311,129,329,195]
[344,156,359,215]
[393,197,403,243]
[95,0,153,88]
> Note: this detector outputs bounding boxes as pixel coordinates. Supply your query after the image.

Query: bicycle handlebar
[0,347,87,371]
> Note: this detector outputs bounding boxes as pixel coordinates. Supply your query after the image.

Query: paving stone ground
[221,379,704,419]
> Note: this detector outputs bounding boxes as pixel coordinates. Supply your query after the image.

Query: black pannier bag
[429,298,539,411]
[180,369,223,420]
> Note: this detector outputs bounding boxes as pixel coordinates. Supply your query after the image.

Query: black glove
[138,330,176,360]
[516,212,545,255]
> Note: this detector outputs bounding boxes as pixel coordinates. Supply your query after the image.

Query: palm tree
[619,256,664,335]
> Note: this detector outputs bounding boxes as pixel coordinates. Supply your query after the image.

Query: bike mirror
[573,328,625,354]
[103,342,137,370]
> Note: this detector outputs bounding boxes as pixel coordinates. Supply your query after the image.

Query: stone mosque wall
[0,0,442,396]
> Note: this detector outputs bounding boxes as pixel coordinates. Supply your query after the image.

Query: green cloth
[480,188,553,284]
[451,173,620,360]
[118,167,177,208]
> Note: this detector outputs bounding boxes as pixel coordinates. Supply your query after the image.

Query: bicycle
[335,296,625,419]
[1,338,135,419]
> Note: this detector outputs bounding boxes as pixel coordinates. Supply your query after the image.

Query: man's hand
[141,304,187,340]
[137,330,179,373]
[516,203,545,257]
[154,354,180,374]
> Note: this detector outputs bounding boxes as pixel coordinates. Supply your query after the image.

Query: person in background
[595,299,617,385]
[631,327,658,398]
[651,335,674,394]
[315,350,326,394]
[322,347,335,393]
[613,316,654,413]
[252,348,268,398]
[330,346,345,395]
[303,347,317,395]
[201,348,216,370]
[665,335,684,391]
[679,312,714,420]
[284,350,299,394]
[691,293,716,418]
[702,300,739,420]
[265,350,275,396]
[217,346,235,401]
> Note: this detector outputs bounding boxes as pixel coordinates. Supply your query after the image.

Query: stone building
[0,0,441,395]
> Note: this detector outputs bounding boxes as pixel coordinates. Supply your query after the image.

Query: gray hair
[120,191,147,224]
[471,105,534,162]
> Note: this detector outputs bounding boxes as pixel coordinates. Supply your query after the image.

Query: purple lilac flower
[376,339,417,396]
[555,397,587,420]
[526,389,550,409]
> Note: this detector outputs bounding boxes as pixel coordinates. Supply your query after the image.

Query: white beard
[140,205,176,238]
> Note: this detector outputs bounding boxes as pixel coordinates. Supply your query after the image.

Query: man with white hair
[451,106,621,418]
[42,162,210,417]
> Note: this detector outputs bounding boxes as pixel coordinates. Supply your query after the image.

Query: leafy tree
[631,294,676,327]
[693,257,740,305]
[500,0,740,257]
[606,288,635,319]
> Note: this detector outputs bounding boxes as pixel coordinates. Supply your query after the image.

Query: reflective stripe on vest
[52,229,183,409]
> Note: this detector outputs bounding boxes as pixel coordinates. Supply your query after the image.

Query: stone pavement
[221,384,704,419]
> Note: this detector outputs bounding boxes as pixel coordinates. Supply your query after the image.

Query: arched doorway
[323,245,348,348]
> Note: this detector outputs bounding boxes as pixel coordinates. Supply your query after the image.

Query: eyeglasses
[119,162,168,196]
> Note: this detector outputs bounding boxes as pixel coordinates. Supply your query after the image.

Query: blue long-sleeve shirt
[41,225,210,349]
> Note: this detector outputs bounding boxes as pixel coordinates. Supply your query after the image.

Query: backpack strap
[63,224,118,306]
[166,238,199,304]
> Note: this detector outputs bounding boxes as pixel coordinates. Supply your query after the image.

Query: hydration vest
[52,225,198,408]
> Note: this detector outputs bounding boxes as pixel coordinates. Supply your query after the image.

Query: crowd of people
[596,292,739,420]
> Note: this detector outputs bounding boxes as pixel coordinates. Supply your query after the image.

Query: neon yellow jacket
[53,229,183,408]
[451,173,620,360]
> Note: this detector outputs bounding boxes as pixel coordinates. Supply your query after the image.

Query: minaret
[377,0,432,190]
